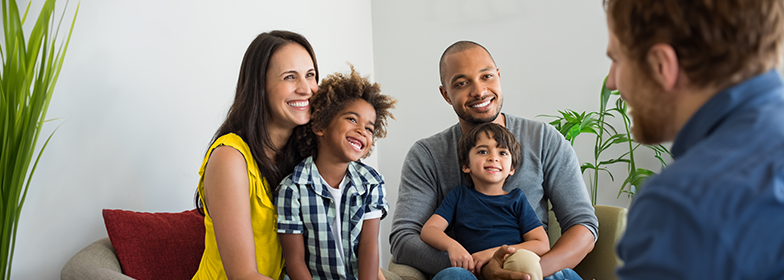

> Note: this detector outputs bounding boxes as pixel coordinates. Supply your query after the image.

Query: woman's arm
[279,233,313,280]
[203,146,272,280]
[358,218,381,280]
[420,215,475,272]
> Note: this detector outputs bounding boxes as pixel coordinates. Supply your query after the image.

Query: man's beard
[456,98,503,125]
[627,82,676,145]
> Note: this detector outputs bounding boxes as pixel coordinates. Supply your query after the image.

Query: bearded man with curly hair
[604,0,784,278]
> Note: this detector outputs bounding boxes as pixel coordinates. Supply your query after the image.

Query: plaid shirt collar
[290,156,382,196]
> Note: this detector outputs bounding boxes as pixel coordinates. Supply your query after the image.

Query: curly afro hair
[296,65,396,159]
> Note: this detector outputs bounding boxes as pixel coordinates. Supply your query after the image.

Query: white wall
[370,0,667,268]
[12,1,375,279]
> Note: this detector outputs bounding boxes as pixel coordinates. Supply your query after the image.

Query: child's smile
[347,137,365,151]
[315,99,376,162]
[462,132,515,188]
[484,166,502,173]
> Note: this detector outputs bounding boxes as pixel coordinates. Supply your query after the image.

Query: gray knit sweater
[389,113,598,275]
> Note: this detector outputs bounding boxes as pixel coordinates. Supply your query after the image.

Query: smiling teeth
[348,138,363,150]
[485,167,501,171]
[471,99,491,108]
[287,100,309,108]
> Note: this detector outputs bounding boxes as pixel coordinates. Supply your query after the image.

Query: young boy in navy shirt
[420,123,550,280]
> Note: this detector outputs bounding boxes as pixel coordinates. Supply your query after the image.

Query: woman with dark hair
[192,30,319,280]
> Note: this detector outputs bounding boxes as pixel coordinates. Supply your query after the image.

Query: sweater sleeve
[389,141,452,275]
[540,123,598,240]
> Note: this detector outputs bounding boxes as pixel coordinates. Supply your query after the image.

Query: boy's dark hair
[457,123,521,184]
[297,65,396,159]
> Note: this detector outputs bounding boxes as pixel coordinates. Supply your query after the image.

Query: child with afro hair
[275,65,396,280]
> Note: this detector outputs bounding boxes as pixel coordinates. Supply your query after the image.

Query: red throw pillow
[103,209,205,280]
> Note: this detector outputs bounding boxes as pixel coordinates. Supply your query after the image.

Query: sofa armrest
[573,205,627,280]
[388,257,428,280]
[61,237,132,280]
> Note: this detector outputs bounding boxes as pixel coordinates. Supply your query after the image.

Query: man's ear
[461,165,471,174]
[439,85,452,105]
[647,43,679,91]
[312,125,325,137]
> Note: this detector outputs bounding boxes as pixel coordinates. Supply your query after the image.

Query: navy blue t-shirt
[434,184,542,254]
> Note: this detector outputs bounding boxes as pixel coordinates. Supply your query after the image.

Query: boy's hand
[447,245,475,273]
[471,247,496,275]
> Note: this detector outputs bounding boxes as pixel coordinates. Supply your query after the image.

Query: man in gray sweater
[390,41,598,280]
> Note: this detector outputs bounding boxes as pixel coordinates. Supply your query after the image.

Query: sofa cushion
[103,209,205,280]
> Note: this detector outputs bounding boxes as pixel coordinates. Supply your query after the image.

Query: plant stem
[591,86,609,205]
[622,102,637,191]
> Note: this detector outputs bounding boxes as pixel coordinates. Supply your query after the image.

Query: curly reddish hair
[605,0,784,88]
[296,65,396,159]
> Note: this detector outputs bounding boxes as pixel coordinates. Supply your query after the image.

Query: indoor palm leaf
[0,0,77,279]
[539,76,672,205]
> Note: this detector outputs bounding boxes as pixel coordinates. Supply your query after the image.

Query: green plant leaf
[580,126,597,134]
[618,168,656,198]
[539,75,665,205]
[580,162,595,174]
[598,158,631,166]
[0,0,76,278]
[645,144,673,168]
[600,75,613,113]
[580,163,613,180]
[599,133,631,153]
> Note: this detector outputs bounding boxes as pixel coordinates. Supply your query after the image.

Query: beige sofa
[62,205,625,280]
[61,237,401,280]
[61,237,134,280]
[61,208,401,280]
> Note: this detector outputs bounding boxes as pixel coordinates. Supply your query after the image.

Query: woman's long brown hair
[195,30,319,213]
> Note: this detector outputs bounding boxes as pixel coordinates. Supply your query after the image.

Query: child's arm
[279,233,313,280]
[420,214,475,273]
[517,225,550,256]
[471,225,550,275]
[358,217,382,280]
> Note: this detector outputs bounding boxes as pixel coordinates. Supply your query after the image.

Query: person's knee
[503,249,543,280]
[432,267,477,280]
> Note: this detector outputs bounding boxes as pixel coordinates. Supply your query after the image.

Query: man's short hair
[457,123,521,185]
[439,41,497,86]
[605,0,784,88]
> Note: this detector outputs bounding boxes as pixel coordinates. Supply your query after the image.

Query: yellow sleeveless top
[192,133,285,280]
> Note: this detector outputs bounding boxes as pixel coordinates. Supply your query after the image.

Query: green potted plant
[539,77,672,205]
[1,0,77,278]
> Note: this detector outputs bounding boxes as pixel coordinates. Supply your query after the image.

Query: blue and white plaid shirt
[275,156,388,280]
